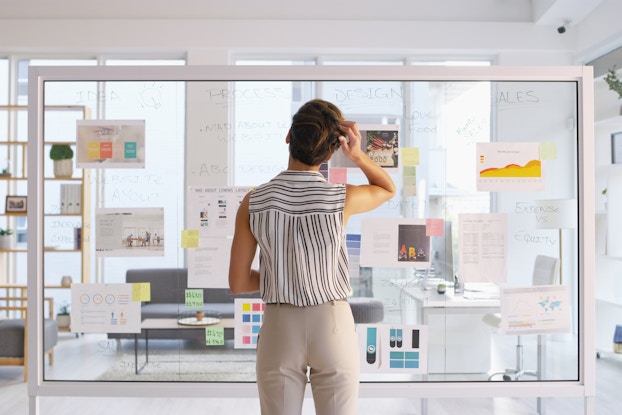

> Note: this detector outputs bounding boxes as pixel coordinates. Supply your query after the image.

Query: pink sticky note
[329,168,347,184]
[426,218,445,236]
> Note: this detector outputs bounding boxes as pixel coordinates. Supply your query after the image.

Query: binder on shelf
[60,183,82,214]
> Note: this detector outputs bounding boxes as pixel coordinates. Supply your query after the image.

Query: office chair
[484,254,560,381]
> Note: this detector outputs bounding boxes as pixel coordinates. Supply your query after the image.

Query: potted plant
[0,227,13,250]
[49,144,74,178]
[195,310,204,322]
[437,283,447,295]
[56,302,71,329]
[605,66,622,104]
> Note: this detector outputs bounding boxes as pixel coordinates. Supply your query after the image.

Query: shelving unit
[0,105,91,315]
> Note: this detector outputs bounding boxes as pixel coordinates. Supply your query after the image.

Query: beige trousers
[256,300,360,415]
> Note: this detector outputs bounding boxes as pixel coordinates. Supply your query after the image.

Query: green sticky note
[132,283,151,302]
[401,148,419,166]
[403,165,417,176]
[185,289,204,308]
[540,142,557,160]
[205,327,225,346]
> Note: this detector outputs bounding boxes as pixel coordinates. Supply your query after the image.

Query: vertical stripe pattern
[249,170,351,306]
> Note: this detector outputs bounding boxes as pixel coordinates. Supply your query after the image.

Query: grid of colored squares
[389,328,420,368]
[240,301,265,346]
[389,351,419,369]
[87,141,137,159]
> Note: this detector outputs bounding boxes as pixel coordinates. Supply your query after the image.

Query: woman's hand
[339,121,364,162]
[340,120,396,223]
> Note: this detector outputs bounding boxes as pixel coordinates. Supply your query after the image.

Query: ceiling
[0,0,605,28]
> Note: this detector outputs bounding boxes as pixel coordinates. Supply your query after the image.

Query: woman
[229,99,395,415]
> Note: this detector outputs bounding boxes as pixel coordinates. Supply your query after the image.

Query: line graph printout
[458,213,507,283]
[476,142,544,192]
[500,285,571,335]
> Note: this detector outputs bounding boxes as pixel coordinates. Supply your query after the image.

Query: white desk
[400,284,500,374]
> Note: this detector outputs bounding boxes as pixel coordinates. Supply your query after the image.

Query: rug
[97,343,257,382]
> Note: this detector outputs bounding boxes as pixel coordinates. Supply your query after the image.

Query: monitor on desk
[431,220,455,282]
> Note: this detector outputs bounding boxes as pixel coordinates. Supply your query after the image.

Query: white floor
[1,331,621,414]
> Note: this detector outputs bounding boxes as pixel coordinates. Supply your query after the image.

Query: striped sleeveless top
[248,170,351,306]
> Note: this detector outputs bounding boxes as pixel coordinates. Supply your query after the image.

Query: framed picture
[612,132,622,164]
[5,196,27,215]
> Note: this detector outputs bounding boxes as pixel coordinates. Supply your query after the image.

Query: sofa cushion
[125,268,259,305]
[0,318,58,358]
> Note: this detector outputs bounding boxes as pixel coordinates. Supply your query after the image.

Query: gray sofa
[0,297,58,381]
[107,268,259,341]
[106,267,383,342]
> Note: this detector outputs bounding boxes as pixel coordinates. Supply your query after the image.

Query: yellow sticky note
[205,327,225,346]
[181,230,199,248]
[132,282,151,302]
[540,142,557,160]
[401,148,419,166]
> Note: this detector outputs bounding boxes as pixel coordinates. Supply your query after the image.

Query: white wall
[575,0,622,63]
[0,2,621,64]
[0,19,593,65]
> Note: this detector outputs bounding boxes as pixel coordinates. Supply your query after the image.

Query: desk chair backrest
[532,255,560,286]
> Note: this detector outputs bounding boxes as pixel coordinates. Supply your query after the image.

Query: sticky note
[426,218,445,236]
[132,282,151,302]
[205,327,225,346]
[329,167,347,184]
[181,229,199,248]
[540,142,557,160]
[185,289,204,308]
[403,165,417,196]
[401,148,419,166]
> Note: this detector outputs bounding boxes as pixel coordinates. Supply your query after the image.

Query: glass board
[26,66,591,399]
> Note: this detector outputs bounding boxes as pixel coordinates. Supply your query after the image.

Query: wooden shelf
[0,104,91,288]
[45,213,83,217]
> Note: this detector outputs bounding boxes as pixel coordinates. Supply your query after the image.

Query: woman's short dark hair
[289,99,344,166]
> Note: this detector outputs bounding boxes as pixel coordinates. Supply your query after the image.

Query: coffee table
[134,317,235,374]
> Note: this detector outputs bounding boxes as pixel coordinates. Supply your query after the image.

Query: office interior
[1,1,622,414]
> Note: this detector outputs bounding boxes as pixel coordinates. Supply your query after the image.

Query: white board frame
[27,65,595,414]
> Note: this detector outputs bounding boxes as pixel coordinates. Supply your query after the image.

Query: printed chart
[186,186,254,288]
[476,142,544,192]
[500,284,571,335]
[76,120,145,168]
[71,283,141,333]
[358,324,428,374]
[458,213,508,283]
